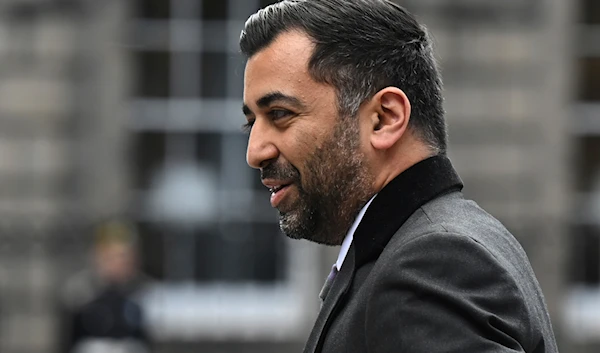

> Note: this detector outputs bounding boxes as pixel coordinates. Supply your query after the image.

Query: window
[135,51,170,98]
[202,1,228,20]
[570,136,600,284]
[570,4,600,289]
[136,0,170,19]
[129,0,317,340]
[578,57,600,101]
[200,52,228,98]
[565,0,600,341]
[581,0,600,24]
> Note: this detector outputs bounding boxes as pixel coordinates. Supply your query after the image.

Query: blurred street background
[0,0,596,352]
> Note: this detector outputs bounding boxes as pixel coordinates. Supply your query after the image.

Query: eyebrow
[242,91,306,116]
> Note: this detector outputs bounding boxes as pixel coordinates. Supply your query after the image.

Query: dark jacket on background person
[58,270,151,353]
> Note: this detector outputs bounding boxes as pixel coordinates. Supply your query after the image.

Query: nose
[246,119,278,169]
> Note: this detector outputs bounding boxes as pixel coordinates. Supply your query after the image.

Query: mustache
[261,161,300,182]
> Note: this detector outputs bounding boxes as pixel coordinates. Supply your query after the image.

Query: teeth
[270,186,283,194]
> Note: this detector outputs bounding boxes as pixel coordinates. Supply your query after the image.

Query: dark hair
[240,0,447,154]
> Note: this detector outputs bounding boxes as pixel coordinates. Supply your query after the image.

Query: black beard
[262,118,373,246]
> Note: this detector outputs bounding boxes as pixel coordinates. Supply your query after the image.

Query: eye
[268,109,292,120]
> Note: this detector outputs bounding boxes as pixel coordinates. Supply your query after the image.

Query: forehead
[243,31,320,103]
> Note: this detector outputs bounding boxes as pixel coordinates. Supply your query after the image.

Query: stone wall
[0,1,129,352]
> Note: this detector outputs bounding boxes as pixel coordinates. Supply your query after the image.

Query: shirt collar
[335,195,376,271]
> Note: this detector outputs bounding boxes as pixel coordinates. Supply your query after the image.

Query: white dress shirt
[335,195,377,271]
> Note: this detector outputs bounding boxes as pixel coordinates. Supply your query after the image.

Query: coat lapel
[303,246,356,353]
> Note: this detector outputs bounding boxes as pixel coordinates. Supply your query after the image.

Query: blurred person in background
[240,0,558,352]
[58,220,151,353]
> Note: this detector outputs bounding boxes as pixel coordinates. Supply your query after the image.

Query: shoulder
[363,192,545,346]
[365,229,537,350]
[369,190,540,315]
[385,191,531,274]
[371,190,529,301]
[60,269,101,310]
[363,229,541,351]
[356,192,556,351]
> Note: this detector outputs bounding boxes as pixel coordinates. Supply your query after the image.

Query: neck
[373,140,435,193]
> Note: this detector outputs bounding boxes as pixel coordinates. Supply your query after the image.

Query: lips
[262,180,293,208]
[270,185,291,208]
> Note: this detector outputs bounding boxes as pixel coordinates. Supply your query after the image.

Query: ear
[368,87,411,150]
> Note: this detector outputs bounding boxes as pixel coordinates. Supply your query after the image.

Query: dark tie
[319,264,339,304]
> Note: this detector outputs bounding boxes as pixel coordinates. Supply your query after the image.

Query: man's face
[95,243,137,284]
[243,31,374,245]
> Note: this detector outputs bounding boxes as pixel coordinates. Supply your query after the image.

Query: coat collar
[353,154,463,268]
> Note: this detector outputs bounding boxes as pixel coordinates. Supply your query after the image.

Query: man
[58,220,151,353]
[240,0,558,352]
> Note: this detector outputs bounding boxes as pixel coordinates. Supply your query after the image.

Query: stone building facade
[0,0,590,352]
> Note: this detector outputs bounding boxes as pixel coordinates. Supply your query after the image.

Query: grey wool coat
[303,155,558,353]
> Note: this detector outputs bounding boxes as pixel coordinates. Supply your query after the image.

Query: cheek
[289,129,322,161]
[358,114,372,142]
[358,133,372,158]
